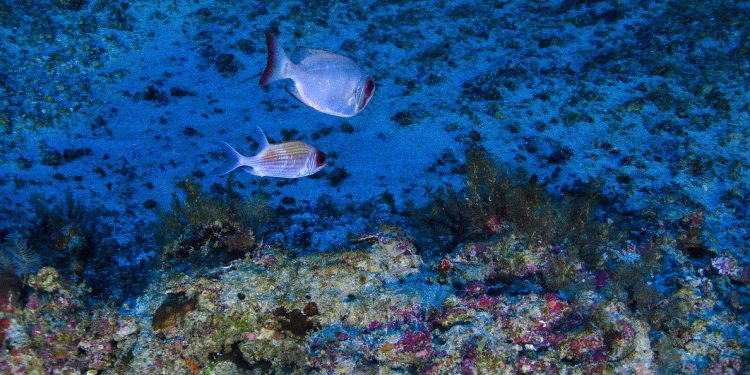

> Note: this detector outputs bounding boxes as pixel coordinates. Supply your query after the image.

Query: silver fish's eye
[365,77,374,97]
[356,77,374,111]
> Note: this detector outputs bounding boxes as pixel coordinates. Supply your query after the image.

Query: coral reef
[0,267,134,373]
[2,222,745,373]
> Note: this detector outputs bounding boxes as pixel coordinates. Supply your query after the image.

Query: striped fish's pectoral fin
[239,166,256,175]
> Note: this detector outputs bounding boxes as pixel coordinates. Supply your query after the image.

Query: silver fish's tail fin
[212,141,247,176]
[260,31,292,85]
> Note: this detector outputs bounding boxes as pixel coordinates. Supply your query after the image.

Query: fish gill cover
[0,0,749,373]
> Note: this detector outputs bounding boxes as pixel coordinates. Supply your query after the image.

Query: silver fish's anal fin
[212,141,246,176]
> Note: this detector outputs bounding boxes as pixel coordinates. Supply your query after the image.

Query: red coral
[475,295,497,310]
[544,293,564,315]
[0,317,10,347]
[568,332,604,359]
[438,259,452,273]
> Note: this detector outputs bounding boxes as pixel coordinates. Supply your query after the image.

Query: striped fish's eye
[315,150,327,167]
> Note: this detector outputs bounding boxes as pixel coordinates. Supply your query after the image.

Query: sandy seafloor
[1,0,749,373]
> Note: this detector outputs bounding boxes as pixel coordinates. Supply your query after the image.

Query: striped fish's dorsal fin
[254,126,269,150]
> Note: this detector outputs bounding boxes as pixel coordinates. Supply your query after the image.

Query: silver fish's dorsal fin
[254,126,269,151]
[292,47,357,68]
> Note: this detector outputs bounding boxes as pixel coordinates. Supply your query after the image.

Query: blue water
[1,0,748,373]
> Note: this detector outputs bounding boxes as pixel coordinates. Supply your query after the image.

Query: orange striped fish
[214,127,326,178]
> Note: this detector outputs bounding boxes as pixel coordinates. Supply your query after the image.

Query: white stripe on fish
[260,31,375,118]
[214,127,326,179]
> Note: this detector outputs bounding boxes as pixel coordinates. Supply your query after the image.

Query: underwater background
[1,0,749,373]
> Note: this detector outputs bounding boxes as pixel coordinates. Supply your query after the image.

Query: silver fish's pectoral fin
[285,84,306,105]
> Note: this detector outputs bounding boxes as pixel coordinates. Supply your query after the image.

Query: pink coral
[594,270,608,289]
[705,357,743,375]
[367,320,382,331]
[398,330,432,355]
[712,256,749,282]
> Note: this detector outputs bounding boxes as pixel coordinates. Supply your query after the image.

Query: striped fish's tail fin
[212,141,247,176]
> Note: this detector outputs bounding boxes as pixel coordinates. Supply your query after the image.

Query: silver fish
[259,31,375,118]
[214,127,326,178]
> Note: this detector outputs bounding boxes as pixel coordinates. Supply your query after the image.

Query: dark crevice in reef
[151,292,198,331]
[210,341,260,371]
[273,305,321,338]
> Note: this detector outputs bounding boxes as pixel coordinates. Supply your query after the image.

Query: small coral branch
[411,146,612,268]
[155,177,272,267]
[2,233,41,282]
